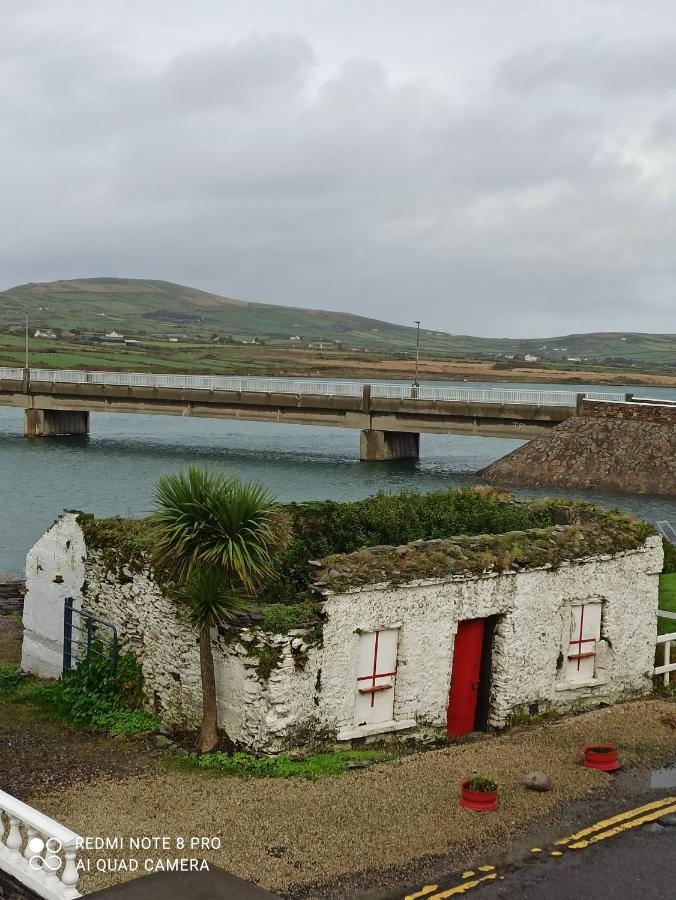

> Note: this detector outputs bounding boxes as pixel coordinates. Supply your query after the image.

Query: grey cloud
[1,1,676,336]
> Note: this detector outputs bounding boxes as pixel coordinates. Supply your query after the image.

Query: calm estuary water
[1,378,675,576]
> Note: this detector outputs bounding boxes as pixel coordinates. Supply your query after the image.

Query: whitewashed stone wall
[21,514,662,752]
[22,514,87,678]
[21,514,321,752]
[318,536,662,736]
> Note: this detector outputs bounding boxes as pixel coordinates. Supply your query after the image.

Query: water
[1,377,675,576]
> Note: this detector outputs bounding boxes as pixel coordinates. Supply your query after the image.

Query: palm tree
[151,466,280,753]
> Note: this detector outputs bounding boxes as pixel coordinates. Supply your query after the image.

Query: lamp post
[413,320,421,387]
[25,313,29,370]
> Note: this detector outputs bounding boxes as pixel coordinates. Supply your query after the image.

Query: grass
[172,748,398,780]
[658,573,676,636]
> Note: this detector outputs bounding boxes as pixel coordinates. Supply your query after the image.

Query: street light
[25,312,29,370]
[413,320,421,387]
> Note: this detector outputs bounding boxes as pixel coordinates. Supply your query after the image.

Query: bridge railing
[0,366,624,407]
[369,384,621,405]
[0,367,24,380]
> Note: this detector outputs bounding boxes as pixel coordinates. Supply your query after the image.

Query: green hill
[0,277,674,365]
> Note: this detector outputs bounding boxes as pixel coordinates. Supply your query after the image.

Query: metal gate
[63,596,118,674]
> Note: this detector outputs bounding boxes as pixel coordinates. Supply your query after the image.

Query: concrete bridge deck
[0,367,621,460]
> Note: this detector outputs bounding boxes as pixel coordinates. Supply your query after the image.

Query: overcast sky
[2,1,676,336]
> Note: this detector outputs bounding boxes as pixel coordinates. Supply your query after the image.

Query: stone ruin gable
[21,513,323,753]
[312,528,662,732]
[22,512,88,678]
[479,399,676,497]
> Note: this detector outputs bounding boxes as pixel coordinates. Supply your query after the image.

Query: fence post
[63,597,73,673]
[665,640,671,687]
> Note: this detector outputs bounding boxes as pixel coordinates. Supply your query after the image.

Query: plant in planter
[460,775,499,811]
[582,743,620,772]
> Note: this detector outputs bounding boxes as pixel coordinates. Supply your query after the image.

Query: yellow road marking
[427,873,498,897]
[402,796,676,899]
[568,802,676,849]
[404,887,438,900]
[555,795,676,846]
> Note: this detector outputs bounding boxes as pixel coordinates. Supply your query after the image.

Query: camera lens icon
[28,837,63,872]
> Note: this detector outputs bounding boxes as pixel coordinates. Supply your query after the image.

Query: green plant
[0,664,21,692]
[29,649,158,735]
[150,465,284,752]
[663,540,676,574]
[465,775,498,792]
[174,748,394,780]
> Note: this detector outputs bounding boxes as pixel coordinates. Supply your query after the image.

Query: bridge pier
[24,409,90,437]
[360,429,420,461]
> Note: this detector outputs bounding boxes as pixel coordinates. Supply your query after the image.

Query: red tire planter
[459,779,499,811]
[582,743,620,772]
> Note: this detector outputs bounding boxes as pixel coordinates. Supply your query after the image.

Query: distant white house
[102,330,124,342]
[524,353,539,362]
[33,329,56,339]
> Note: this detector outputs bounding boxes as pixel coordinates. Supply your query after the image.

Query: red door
[446,618,485,737]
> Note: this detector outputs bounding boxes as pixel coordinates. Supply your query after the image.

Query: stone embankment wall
[480,400,676,496]
[21,513,662,752]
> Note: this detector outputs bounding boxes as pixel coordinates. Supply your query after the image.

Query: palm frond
[171,566,244,631]
[150,465,280,591]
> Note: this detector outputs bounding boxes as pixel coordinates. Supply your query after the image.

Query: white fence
[0,367,624,408]
[0,790,81,899]
[656,612,676,686]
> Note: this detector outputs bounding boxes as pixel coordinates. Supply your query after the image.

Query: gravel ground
[31,698,676,896]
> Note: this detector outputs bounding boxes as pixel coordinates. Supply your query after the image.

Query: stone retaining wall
[479,399,676,496]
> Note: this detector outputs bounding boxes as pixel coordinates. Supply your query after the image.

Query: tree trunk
[198,622,219,753]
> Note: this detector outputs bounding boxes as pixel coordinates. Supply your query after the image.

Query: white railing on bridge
[0,367,24,380]
[0,366,623,407]
[0,789,81,898]
[656,612,676,686]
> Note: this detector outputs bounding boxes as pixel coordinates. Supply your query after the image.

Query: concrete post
[24,409,90,437]
[360,429,420,461]
[361,383,372,412]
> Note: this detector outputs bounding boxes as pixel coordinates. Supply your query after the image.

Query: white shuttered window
[354,629,399,726]
[566,601,602,682]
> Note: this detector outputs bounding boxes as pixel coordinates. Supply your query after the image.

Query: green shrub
[30,648,158,735]
[262,488,553,602]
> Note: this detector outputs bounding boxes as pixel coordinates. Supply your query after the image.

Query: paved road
[476,824,675,899]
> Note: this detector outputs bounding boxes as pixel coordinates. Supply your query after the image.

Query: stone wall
[479,399,676,496]
[21,514,663,752]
